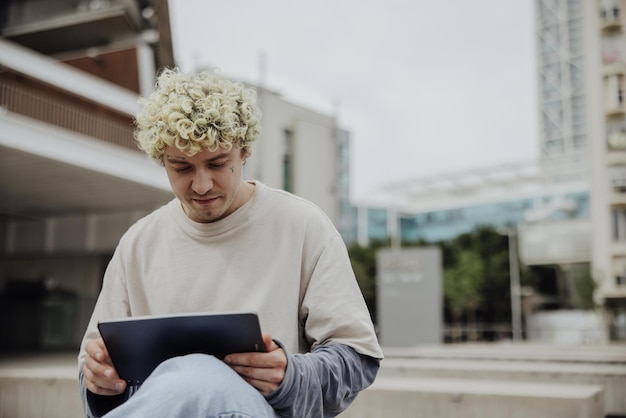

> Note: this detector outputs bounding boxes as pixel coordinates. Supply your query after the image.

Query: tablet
[98,311,265,385]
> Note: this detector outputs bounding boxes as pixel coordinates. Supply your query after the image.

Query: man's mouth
[193,196,219,205]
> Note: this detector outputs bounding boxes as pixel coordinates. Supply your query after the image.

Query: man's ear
[240,148,251,162]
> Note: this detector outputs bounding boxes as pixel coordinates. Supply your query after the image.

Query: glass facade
[367,208,389,242]
[351,191,589,245]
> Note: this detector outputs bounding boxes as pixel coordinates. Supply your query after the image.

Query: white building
[584,0,626,319]
[247,86,349,227]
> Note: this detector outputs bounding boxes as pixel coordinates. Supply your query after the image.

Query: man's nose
[192,169,213,195]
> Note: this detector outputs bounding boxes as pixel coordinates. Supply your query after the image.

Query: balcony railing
[0,78,139,152]
[1,0,142,55]
[601,7,622,32]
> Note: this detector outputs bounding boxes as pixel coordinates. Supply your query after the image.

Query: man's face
[163,145,248,223]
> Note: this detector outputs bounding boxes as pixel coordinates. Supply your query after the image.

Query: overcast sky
[168,1,538,199]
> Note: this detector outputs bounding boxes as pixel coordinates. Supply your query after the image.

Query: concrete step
[0,347,620,418]
[379,357,626,416]
[0,375,83,418]
[383,343,626,364]
[340,376,605,418]
[0,353,82,418]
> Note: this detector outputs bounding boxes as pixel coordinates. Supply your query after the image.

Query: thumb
[261,332,278,352]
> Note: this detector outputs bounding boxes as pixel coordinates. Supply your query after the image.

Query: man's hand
[224,332,287,396]
[83,338,127,396]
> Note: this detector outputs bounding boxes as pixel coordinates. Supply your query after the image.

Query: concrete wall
[0,354,82,418]
[0,375,83,418]
[1,344,622,418]
[341,376,604,418]
[381,343,626,417]
[379,357,626,416]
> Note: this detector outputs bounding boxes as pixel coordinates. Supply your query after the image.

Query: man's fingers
[83,359,126,395]
[224,333,287,395]
[83,339,127,396]
[226,346,286,369]
[83,361,126,395]
[229,363,284,396]
[230,362,284,384]
[85,353,117,381]
[262,332,278,352]
[239,375,280,396]
[85,338,113,366]
[84,379,126,396]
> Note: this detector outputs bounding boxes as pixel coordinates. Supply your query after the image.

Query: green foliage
[346,227,515,327]
[347,242,382,322]
[347,243,377,302]
[439,226,513,323]
[347,224,597,340]
[569,265,597,310]
[443,249,485,320]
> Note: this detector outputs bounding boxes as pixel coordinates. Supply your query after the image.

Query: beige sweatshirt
[78,181,382,363]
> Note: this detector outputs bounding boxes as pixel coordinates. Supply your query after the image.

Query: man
[78,68,383,418]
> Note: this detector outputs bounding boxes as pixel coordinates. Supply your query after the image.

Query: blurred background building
[1,0,624,353]
[0,0,175,353]
[244,86,349,229]
[351,0,626,341]
[0,0,347,353]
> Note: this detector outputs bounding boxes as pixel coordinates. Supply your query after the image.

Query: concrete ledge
[0,353,82,418]
[379,357,626,416]
[0,376,83,418]
[383,343,626,364]
[0,350,615,418]
[340,376,605,418]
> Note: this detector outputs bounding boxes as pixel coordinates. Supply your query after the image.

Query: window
[601,0,620,21]
[605,74,625,110]
[282,129,293,192]
[612,207,626,242]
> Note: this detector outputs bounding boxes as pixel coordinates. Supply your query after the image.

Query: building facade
[351,158,589,253]
[585,0,626,325]
[350,0,626,340]
[245,86,348,227]
[0,0,175,352]
[0,1,348,352]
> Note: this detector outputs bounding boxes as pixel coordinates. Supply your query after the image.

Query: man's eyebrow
[164,152,231,162]
[165,154,187,162]
[206,153,230,162]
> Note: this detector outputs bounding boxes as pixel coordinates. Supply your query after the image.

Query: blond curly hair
[134,68,262,162]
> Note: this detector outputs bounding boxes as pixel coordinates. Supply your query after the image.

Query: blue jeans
[103,354,281,418]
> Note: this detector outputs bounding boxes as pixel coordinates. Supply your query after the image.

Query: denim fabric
[102,354,280,418]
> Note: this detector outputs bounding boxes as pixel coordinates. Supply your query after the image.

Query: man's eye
[174,166,191,173]
[209,163,226,169]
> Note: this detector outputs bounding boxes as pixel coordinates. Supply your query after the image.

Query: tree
[444,249,485,328]
[346,242,380,322]
[440,227,512,322]
[347,227,525,339]
[569,264,597,310]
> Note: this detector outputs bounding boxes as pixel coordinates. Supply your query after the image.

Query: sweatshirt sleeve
[265,343,380,418]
